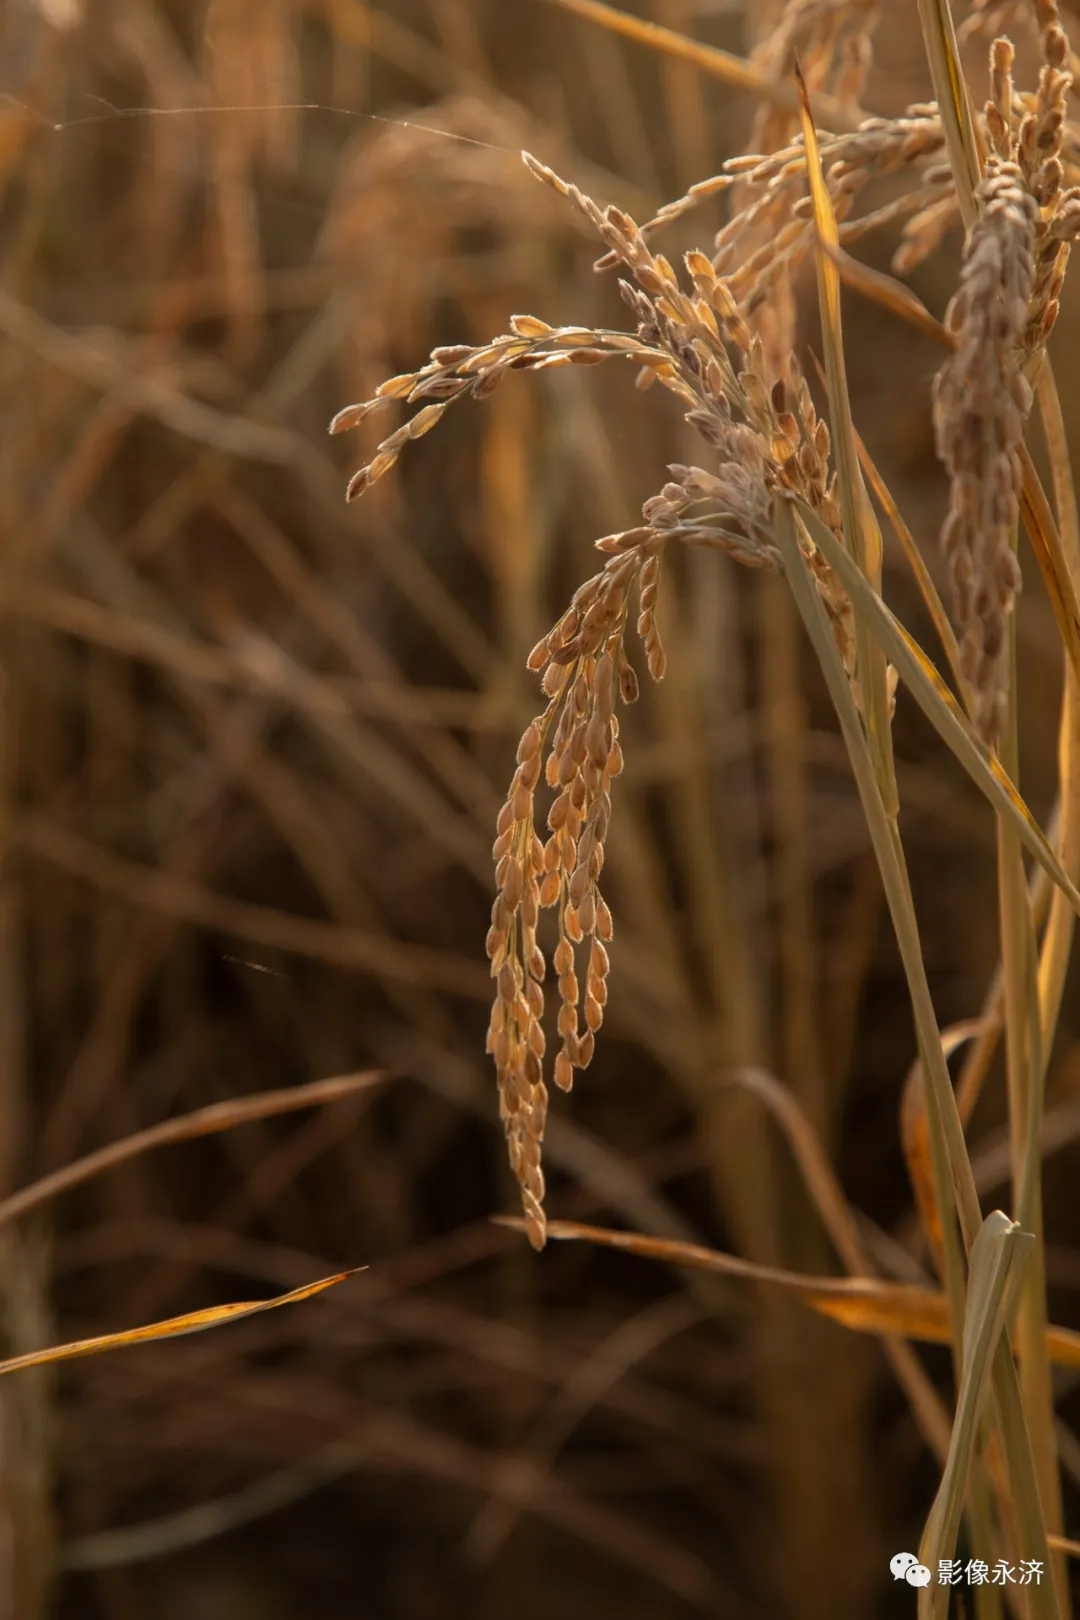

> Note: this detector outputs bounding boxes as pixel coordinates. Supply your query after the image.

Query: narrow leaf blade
[795,499,1080,916]
[0,1269,363,1378]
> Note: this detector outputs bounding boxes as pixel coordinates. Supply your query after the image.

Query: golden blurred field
[2,1,1080,1616]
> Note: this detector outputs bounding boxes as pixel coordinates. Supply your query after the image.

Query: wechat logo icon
[891,1552,933,1587]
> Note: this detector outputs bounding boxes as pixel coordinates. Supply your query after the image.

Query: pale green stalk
[918,1214,1034,1620]
[796,69,897,817]
[1023,361,1080,1612]
[776,499,1059,1617]
[912,0,1080,1576]
[914,0,981,228]
[773,500,975,1293]
[997,637,1065,1612]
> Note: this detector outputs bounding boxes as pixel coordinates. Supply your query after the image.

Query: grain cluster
[932,0,1080,742]
[334,3,1080,1233]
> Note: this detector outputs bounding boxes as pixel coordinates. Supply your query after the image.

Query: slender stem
[1035,365,1080,1051]
[776,501,1060,1612]
[914,0,982,227]
[1026,361,1080,1616]
[997,646,1065,1613]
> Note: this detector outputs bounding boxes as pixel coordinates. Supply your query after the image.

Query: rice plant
[6,1,1080,1615]
[333,0,1080,1611]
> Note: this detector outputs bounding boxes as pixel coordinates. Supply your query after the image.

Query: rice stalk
[332,0,1080,1607]
[10,0,1080,1612]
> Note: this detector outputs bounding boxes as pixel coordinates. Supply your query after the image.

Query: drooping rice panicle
[332,155,858,1239]
[932,160,1037,744]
